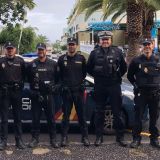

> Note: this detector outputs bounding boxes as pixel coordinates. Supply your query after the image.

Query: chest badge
[64,61,67,66]
[35,73,39,78]
[32,63,36,68]
[112,49,115,53]
[139,64,141,69]
[2,63,5,68]
[144,67,148,73]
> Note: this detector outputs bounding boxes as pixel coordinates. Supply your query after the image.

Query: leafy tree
[0,0,35,26]
[0,26,38,54]
[61,45,67,51]
[35,34,49,44]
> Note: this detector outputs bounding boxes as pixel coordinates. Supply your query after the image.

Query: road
[0,125,160,160]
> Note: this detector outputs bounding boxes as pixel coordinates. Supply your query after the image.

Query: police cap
[4,42,16,49]
[98,31,113,39]
[36,43,46,50]
[142,38,152,45]
[67,37,77,45]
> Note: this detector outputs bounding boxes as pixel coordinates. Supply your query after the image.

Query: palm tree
[76,0,160,62]
[17,0,35,10]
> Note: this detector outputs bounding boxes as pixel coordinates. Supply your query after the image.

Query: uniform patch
[38,68,47,72]
[13,63,20,66]
[144,67,148,73]
[32,63,36,68]
[75,61,82,64]
[64,61,67,66]
[112,49,115,53]
[35,73,39,78]
[2,63,5,68]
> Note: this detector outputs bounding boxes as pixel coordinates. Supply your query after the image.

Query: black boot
[50,139,59,148]
[61,136,69,147]
[130,139,141,148]
[94,136,103,147]
[116,137,127,147]
[15,138,26,150]
[0,139,7,151]
[28,137,39,148]
[81,137,90,147]
[150,138,160,149]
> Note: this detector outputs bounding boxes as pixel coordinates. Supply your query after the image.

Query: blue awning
[154,20,160,28]
[88,21,120,31]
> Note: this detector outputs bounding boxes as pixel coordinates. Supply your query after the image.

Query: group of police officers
[0,31,160,151]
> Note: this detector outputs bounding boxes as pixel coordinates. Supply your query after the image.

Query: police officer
[0,42,26,150]
[28,43,59,148]
[127,39,160,148]
[87,31,127,147]
[58,38,90,147]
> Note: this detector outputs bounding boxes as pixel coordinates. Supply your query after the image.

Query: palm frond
[85,4,102,21]
[144,0,160,10]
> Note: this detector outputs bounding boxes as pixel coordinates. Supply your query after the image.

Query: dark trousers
[61,89,88,137]
[133,92,160,140]
[94,84,125,138]
[0,90,22,140]
[31,94,56,140]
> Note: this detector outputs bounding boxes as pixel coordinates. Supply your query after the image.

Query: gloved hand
[133,83,139,95]
[52,84,61,94]
[38,94,44,102]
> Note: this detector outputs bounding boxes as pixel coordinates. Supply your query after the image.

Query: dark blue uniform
[27,58,58,145]
[58,52,89,144]
[87,46,127,144]
[127,54,160,142]
[0,56,25,149]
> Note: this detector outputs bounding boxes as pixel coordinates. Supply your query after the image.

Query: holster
[1,85,9,96]
[30,90,44,102]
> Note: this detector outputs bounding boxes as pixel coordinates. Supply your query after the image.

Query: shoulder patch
[32,62,36,68]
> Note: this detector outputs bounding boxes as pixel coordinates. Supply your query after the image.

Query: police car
[7,54,135,134]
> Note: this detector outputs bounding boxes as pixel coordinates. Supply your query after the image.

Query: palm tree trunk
[126,0,143,64]
[143,9,154,39]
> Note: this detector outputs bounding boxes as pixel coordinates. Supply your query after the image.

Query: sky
[26,0,76,43]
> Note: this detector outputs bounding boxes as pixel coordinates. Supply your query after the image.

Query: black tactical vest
[135,59,160,88]
[93,47,121,78]
[30,58,56,90]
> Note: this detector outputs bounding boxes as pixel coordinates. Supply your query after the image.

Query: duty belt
[1,83,21,90]
[0,83,21,96]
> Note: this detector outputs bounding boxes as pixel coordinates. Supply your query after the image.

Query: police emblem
[35,73,39,77]
[64,61,67,66]
[144,67,148,73]
[2,63,5,68]
[112,49,115,53]
[32,63,36,67]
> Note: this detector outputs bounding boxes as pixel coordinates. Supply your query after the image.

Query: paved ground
[0,131,160,160]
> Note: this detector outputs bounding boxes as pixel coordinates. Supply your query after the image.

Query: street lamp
[17,9,27,54]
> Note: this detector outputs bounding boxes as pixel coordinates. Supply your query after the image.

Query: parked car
[7,55,136,134]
